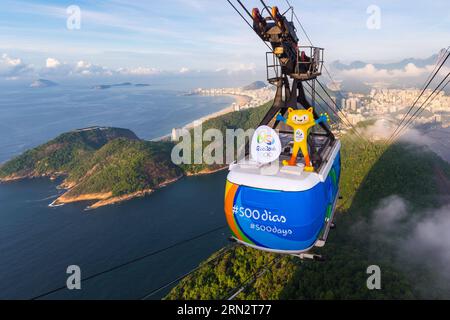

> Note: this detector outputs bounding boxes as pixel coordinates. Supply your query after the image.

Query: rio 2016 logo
[257,132,275,146]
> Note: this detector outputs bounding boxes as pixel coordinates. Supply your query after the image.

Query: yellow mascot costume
[277,108,329,172]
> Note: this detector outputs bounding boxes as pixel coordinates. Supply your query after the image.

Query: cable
[283,0,371,145]
[390,72,450,142]
[284,0,314,47]
[303,83,344,127]
[303,87,361,148]
[283,0,342,96]
[30,224,228,300]
[303,84,359,145]
[227,0,369,144]
[303,84,329,118]
[226,0,274,53]
[306,82,367,145]
[222,255,281,300]
[315,80,371,144]
[140,244,236,300]
[390,71,450,143]
[387,48,449,143]
[387,49,450,144]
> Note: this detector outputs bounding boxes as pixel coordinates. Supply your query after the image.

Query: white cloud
[340,63,435,80]
[215,63,257,75]
[2,53,22,66]
[116,66,160,76]
[398,127,434,146]
[362,119,396,141]
[402,204,450,284]
[179,67,190,74]
[0,53,33,78]
[0,52,261,81]
[364,195,450,293]
[74,60,112,76]
[45,57,61,68]
[371,195,408,231]
[334,61,450,87]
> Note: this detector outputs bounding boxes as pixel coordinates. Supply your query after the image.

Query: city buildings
[341,88,450,127]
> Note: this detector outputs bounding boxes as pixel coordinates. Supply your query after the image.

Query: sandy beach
[153,93,252,141]
[183,94,251,129]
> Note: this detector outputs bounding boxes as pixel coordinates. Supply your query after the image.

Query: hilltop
[0,102,272,209]
[30,79,58,88]
[242,81,267,91]
[0,127,182,209]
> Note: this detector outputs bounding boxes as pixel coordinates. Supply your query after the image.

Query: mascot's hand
[317,113,330,124]
[276,114,286,123]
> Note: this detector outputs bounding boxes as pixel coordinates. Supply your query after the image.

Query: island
[0,126,183,209]
[0,102,272,209]
[30,79,58,88]
[92,82,150,90]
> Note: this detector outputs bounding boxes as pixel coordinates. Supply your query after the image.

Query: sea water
[0,85,232,299]
[0,85,234,163]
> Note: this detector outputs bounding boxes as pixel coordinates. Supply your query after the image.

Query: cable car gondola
[224,3,341,259]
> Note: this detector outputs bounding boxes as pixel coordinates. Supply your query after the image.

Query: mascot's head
[286,107,315,126]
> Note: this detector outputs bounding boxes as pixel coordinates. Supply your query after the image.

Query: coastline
[184,93,251,130]
[153,93,252,141]
[44,165,229,210]
[47,175,185,210]
[0,93,252,210]
[6,167,229,210]
[82,167,230,209]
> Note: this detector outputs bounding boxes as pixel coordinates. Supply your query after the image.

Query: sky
[0,0,449,84]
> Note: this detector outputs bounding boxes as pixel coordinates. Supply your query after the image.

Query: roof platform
[229,137,341,192]
[266,46,324,84]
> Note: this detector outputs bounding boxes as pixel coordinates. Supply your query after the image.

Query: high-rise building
[171,128,180,141]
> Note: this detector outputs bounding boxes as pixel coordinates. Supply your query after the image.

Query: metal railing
[266,51,281,84]
[295,46,324,79]
[266,46,324,83]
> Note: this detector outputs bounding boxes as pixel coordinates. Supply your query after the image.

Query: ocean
[0,85,235,163]
[0,85,233,299]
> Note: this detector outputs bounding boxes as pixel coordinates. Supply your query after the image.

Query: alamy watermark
[366,265,382,290]
[66,265,81,290]
[67,5,81,30]
[171,123,255,166]
[366,5,381,30]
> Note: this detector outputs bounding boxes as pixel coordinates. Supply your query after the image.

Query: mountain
[330,53,440,71]
[326,51,448,92]
[242,81,267,91]
[0,101,273,209]
[0,127,182,209]
[30,79,58,88]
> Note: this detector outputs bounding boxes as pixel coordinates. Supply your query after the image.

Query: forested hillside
[0,127,183,208]
[167,136,450,299]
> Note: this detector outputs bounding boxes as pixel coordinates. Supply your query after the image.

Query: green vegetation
[0,103,272,203]
[0,127,182,199]
[65,138,182,197]
[2,98,449,298]
[0,127,139,179]
[167,136,450,300]
[181,101,272,174]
